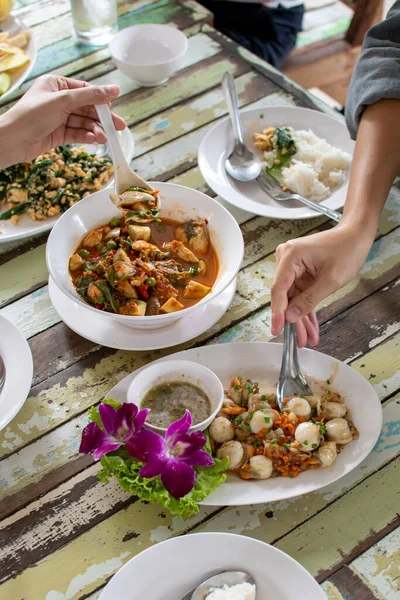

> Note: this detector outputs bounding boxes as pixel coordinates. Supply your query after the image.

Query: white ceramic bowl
[99,532,327,600]
[127,359,224,434]
[46,182,244,330]
[109,24,188,86]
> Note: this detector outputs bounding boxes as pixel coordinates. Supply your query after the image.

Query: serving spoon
[180,570,256,600]
[95,104,157,197]
[222,72,261,182]
[277,322,312,410]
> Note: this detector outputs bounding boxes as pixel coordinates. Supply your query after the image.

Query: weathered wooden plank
[324,566,382,600]
[277,460,399,581]
[1,390,398,585]
[349,527,400,599]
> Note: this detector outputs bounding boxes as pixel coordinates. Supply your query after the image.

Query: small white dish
[48,276,236,351]
[46,182,243,331]
[106,342,382,505]
[99,532,326,600]
[198,106,355,220]
[0,315,33,431]
[127,359,224,433]
[0,128,134,244]
[109,24,188,87]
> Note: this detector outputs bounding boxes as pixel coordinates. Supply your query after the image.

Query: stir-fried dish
[209,376,358,480]
[0,146,113,224]
[69,188,218,316]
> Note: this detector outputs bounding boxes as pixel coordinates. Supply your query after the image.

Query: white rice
[263,128,352,202]
[206,582,256,600]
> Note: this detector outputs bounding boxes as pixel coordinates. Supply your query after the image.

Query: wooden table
[0,2,399,599]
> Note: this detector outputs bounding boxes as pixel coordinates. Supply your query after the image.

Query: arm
[0,75,126,169]
[270,4,400,343]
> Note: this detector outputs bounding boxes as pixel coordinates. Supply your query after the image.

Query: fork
[0,355,5,395]
[277,323,312,410]
[257,171,342,223]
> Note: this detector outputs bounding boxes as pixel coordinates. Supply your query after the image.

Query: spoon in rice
[180,570,256,600]
[96,105,160,219]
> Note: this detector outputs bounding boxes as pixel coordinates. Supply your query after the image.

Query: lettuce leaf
[90,399,228,518]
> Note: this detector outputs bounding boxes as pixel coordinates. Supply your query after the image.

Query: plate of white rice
[198,106,355,221]
[99,532,326,600]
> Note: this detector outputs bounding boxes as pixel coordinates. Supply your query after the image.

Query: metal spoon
[95,104,156,197]
[180,570,256,600]
[222,72,261,182]
[277,322,312,410]
[0,355,5,395]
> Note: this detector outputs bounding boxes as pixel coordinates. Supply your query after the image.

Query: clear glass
[70,0,118,47]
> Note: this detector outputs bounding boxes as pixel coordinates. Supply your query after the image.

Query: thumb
[285,280,330,322]
[66,84,120,109]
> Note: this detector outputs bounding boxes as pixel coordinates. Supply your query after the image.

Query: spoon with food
[181,570,256,600]
[96,104,160,224]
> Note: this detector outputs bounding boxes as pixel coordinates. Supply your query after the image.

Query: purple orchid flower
[127,410,215,498]
[79,402,149,461]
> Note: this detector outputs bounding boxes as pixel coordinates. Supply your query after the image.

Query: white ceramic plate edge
[0,315,33,430]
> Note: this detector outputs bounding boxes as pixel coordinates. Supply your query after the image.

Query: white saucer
[0,316,33,430]
[48,277,236,351]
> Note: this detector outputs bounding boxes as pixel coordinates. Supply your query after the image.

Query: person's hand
[271,223,375,346]
[0,74,126,167]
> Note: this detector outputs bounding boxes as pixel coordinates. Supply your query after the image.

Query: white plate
[198,106,355,220]
[48,277,236,351]
[0,128,135,243]
[106,342,382,505]
[0,315,33,430]
[0,15,36,102]
[99,532,326,600]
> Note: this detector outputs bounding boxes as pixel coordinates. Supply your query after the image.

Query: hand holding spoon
[222,72,261,182]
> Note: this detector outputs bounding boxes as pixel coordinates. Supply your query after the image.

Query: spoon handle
[290,193,342,223]
[281,322,300,380]
[222,72,244,145]
[96,104,131,173]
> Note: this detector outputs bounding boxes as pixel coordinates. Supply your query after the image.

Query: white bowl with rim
[109,24,188,87]
[46,182,244,330]
[127,360,224,434]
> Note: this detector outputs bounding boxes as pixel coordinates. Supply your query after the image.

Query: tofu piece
[83,228,103,248]
[183,280,211,299]
[160,297,184,313]
[69,253,85,272]
[128,225,151,242]
[119,300,147,316]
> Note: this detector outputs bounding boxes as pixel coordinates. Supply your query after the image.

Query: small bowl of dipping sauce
[109,24,188,87]
[127,360,224,434]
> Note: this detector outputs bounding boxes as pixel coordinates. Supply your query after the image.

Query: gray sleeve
[345,1,400,139]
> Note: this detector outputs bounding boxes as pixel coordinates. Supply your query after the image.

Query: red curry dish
[68,189,218,317]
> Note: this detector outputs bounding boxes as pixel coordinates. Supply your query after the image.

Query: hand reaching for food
[270,224,374,345]
[0,74,126,168]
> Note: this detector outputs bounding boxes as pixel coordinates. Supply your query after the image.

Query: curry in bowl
[68,188,218,317]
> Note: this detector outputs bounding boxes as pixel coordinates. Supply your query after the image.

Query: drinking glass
[70,0,118,47]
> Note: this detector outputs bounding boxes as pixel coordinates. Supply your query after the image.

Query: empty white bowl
[46,182,244,331]
[109,24,188,86]
[127,360,224,434]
